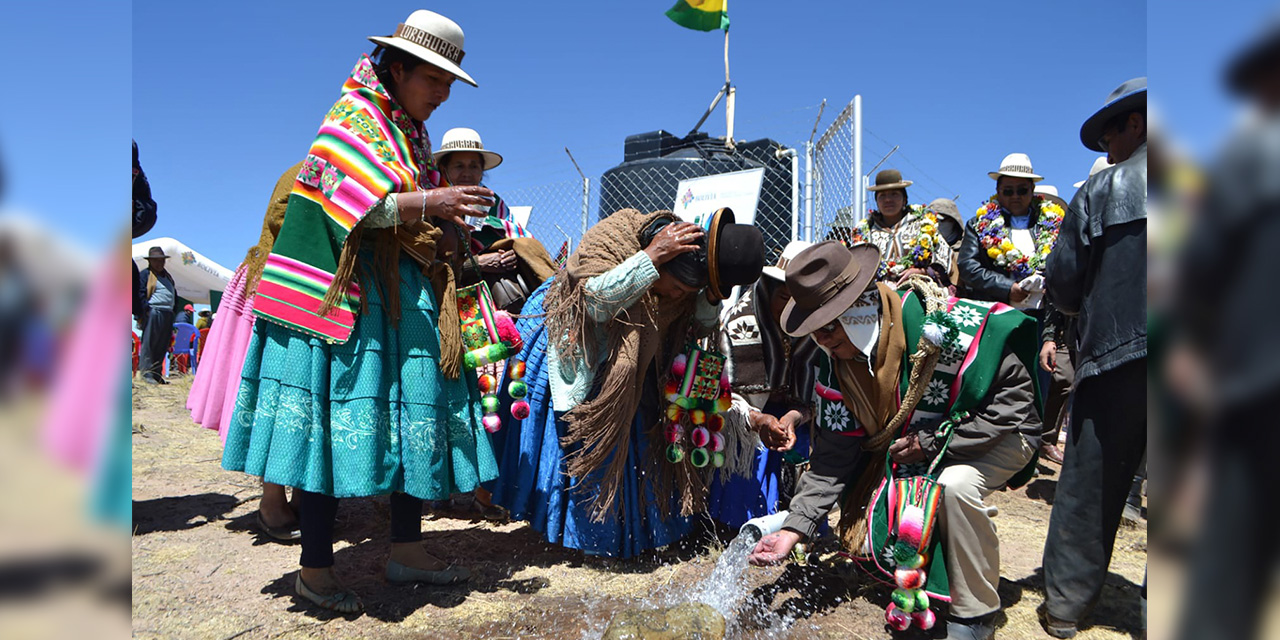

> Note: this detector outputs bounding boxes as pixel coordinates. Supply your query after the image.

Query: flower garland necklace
[972,196,1065,279]
[848,205,944,279]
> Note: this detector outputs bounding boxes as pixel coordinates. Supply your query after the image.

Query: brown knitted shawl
[543,208,702,522]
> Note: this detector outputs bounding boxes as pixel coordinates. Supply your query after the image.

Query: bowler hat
[1080,77,1147,152]
[146,246,169,259]
[704,207,765,301]
[780,241,880,337]
[866,169,913,192]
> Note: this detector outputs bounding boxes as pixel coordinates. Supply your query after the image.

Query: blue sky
[13,0,1250,273]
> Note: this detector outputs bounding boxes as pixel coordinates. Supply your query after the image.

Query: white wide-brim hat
[762,240,814,281]
[988,152,1044,182]
[1074,156,1114,188]
[433,127,503,170]
[369,10,477,87]
[1034,185,1059,197]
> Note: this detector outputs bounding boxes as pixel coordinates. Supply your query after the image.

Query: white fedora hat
[1073,156,1114,188]
[988,152,1044,182]
[1034,185,1059,197]
[762,240,813,281]
[433,127,504,170]
[369,10,477,87]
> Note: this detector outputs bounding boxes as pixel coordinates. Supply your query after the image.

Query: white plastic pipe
[740,510,789,542]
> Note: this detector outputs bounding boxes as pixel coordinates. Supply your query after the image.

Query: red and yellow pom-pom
[706,414,724,432]
[716,394,732,413]
[508,360,527,379]
[478,373,498,395]
[666,404,686,423]
[664,379,680,402]
[689,409,707,425]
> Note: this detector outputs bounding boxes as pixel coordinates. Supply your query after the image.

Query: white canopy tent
[132,237,233,305]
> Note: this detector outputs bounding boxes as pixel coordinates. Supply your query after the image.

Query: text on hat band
[392,23,465,65]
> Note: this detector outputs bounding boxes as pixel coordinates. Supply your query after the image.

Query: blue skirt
[222,252,498,500]
[706,407,812,531]
[489,280,691,558]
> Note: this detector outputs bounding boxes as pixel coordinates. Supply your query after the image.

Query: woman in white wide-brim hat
[222,9,500,614]
[958,152,1067,309]
[844,169,952,287]
[435,127,522,275]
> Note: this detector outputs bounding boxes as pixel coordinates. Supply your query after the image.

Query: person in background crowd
[927,197,965,292]
[176,303,194,326]
[134,141,158,325]
[1040,77,1148,639]
[137,246,177,385]
[710,240,820,531]
[1171,17,1280,639]
[195,309,212,330]
[846,169,952,287]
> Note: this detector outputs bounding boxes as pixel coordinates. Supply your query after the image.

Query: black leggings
[298,490,423,568]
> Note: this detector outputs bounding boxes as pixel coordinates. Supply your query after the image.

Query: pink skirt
[186,264,256,444]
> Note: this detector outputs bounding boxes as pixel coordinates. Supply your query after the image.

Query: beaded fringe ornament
[662,344,732,469]
[457,282,528,432]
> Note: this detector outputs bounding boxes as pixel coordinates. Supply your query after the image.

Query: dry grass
[133,377,1147,639]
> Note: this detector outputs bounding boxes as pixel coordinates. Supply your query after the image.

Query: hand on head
[643,221,704,266]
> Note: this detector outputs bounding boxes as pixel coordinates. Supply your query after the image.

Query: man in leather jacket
[1039,77,1148,639]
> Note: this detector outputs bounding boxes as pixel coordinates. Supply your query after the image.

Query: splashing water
[691,530,760,620]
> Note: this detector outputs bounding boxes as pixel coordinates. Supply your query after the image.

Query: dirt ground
[132,375,1147,639]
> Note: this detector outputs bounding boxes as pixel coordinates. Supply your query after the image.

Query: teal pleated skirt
[222,251,498,499]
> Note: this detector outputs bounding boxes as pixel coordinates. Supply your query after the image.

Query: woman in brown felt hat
[845,169,953,287]
[221,9,500,614]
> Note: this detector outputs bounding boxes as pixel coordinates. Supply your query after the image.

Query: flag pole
[723,18,735,149]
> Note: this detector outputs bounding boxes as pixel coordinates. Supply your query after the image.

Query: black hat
[704,207,765,301]
[146,246,170,259]
[1080,77,1147,152]
[1227,15,1280,96]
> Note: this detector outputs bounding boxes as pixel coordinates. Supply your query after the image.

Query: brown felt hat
[780,241,881,337]
[146,246,169,260]
[866,169,913,192]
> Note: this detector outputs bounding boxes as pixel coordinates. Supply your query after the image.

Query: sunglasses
[1000,187,1031,197]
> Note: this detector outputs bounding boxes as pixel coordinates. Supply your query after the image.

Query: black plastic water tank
[600,130,794,262]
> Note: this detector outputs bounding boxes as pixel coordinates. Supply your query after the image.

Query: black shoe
[945,612,997,640]
[1043,611,1078,638]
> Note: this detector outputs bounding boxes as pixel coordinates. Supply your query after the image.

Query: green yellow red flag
[665,0,729,32]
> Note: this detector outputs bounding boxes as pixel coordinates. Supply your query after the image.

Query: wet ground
[132,376,1147,639]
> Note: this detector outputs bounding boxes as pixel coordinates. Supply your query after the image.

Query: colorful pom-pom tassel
[710,432,725,453]
[481,395,501,414]
[720,369,730,391]
[690,447,709,468]
[690,426,710,448]
[507,379,528,399]
[891,588,916,613]
[885,603,912,631]
[478,374,498,394]
[666,404,686,423]
[712,451,725,468]
[716,394,732,413]
[509,360,526,379]
[914,590,930,612]
[665,422,684,444]
[911,608,936,630]
[510,400,530,420]
[689,409,707,425]
[665,444,685,464]
[707,414,724,432]
[675,396,697,410]
[664,379,680,402]
[482,413,502,433]
[894,567,926,590]
[671,353,688,377]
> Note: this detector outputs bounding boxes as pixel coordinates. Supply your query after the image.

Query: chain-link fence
[811,99,861,246]
[493,101,862,268]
